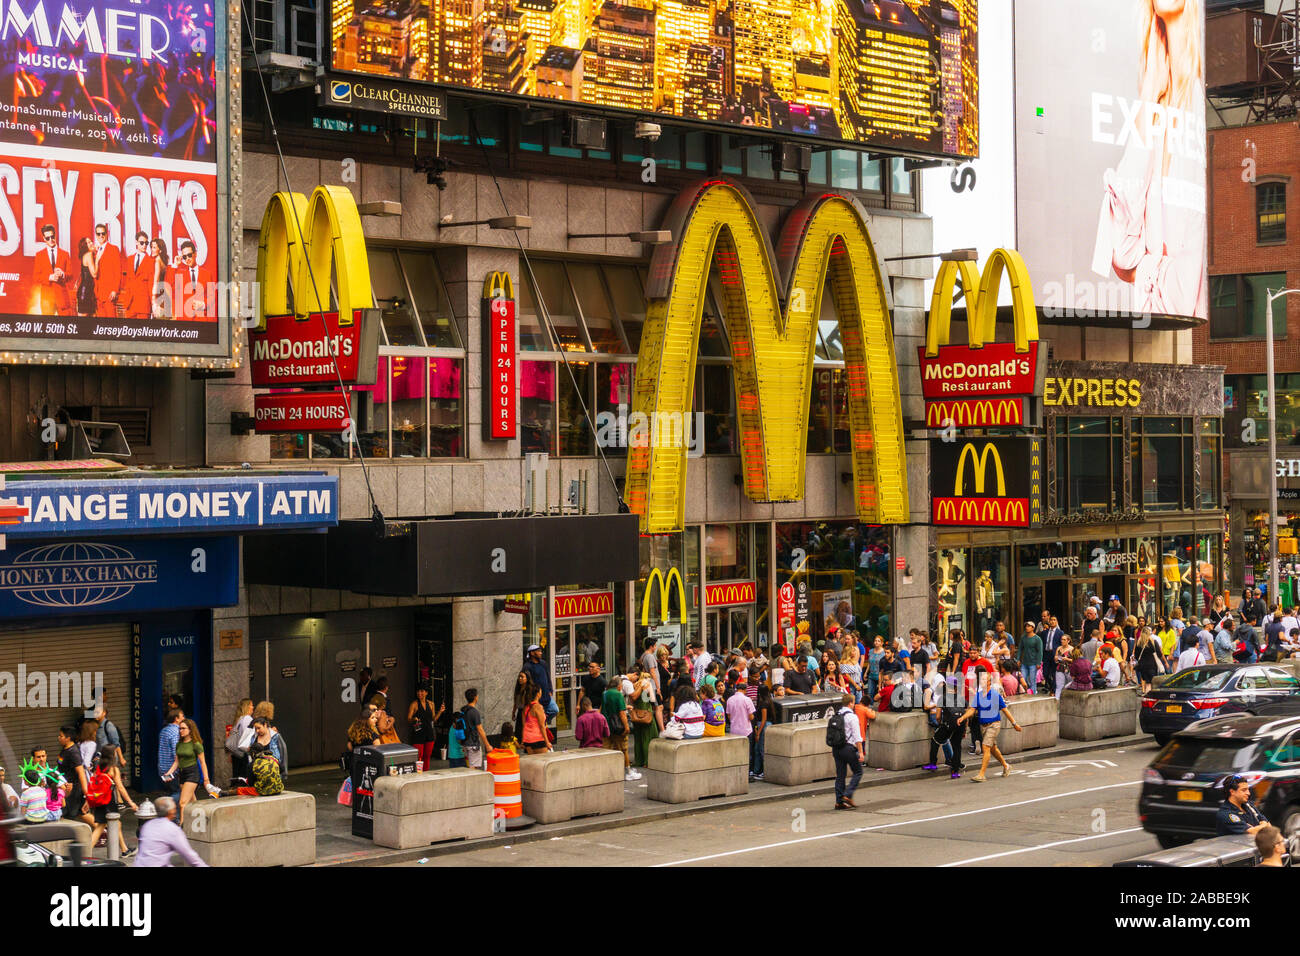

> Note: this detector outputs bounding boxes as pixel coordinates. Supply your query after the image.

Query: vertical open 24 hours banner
[0,0,220,346]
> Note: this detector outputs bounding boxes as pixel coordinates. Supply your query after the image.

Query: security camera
[634,121,662,142]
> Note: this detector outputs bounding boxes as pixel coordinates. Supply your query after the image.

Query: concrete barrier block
[999,694,1059,755]
[372,805,494,849]
[519,748,623,791]
[180,792,315,867]
[764,751,837,785]
[866,712,929,770]
[522,780,624,823]
[647,735,748,773]
[645,764,748,803]
[763,719,835,785]
[1059,687,1139,740]
[372,768,494,815]
[25,820,91,861]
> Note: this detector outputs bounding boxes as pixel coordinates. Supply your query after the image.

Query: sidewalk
[304,732,1153,867]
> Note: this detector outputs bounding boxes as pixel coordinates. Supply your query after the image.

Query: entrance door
[257,636,315,766]
[1072,578,1101,633]
[706,606,756,655]
[553,619,608,735]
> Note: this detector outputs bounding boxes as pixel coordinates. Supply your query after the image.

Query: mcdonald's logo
[704,580,757,607]
[924,398,1027,428]
[918,249,1044,430]
[554,589,614,620]
[625,179,908,534]
[483,271,514,302]
[641,567,688,626]
[954,442,1006,497]
[931,437,1041,529]
[255,186,371,329]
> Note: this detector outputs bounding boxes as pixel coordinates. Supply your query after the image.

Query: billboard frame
[0,0,243,369]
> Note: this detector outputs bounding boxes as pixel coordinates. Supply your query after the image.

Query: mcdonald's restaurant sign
[626,179,909,535]
[641,567,688,626]
[704,580,757,607]
[931,437,1043,529]
[482,271,518,441]
[919,251,1045,429]
[252,186,381,400]
[554,589,614,620]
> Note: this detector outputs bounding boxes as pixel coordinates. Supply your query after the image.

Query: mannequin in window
[974,570,995,626]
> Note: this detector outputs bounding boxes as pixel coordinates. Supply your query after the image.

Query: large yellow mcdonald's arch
[625,179,909,534]
[924,248,1038,356]
[255,185,372,327]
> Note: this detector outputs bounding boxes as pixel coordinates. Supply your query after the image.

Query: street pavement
[389,740,1164,867]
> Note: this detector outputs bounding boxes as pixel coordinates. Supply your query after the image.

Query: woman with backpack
[520,684,551,755]
[86,753,136,859]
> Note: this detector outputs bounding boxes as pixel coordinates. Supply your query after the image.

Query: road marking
[653,780,1142,867]
[938,828,1144,866]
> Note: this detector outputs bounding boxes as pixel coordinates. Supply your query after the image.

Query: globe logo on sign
[0,542,159,609]
[331,80,352,104]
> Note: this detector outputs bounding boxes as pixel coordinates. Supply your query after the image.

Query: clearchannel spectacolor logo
[330,79,352,104]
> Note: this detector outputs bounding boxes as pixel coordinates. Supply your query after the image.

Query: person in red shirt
[30,224,73,315]
[960,652,995,755]
[118,232,155,319]
[171,240,214,318]
[91,224,121,317]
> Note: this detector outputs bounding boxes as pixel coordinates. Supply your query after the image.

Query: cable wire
[241,17,384,529]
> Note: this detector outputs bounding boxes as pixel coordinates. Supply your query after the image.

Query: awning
[244,513,641,598]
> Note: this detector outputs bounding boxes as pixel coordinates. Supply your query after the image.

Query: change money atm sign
[931,437,1043,529]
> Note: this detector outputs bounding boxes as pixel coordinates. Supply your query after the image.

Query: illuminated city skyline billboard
[327,0,980,158]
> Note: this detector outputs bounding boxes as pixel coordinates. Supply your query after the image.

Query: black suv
[1140,664,1300,744]
[1139,712,1300,848]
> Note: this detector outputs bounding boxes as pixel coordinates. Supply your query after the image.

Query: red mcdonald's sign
[704,580,758,607]
[553,589,614,620]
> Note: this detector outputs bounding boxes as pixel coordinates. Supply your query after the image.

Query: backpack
[825,709,849,748]
[86,769,114,808]
[251,752,284,796]
[451,709,469,742]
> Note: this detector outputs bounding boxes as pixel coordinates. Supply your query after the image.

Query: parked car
[1139,664,1300,744]
[1139,712,1300,849]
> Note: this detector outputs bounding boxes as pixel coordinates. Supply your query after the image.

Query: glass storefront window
[1199,419,1221,509]
[389,356,428,458]
[521,360,556,454]
[526,260,586,351]
[807,368,850,454]
[567,262,625,353]
[606,266,648,353]
[970,546,1009,636]
[1136,418,1195,512]
[517,266,556,351]
[635,533,697,658]
[1018,541,1075,579]
[777,522,892,644]
[1134,536,1160,622]
[1160,535,1197,619]
[1056,417,1121,512]
[355,356,391,459]
[889,157,912,195]
[697,364,736,454]
[931,547,968,639]
[399,250,461,348]
[705,523,752,580]
[831,150,858,189]
[557,362,595,456]
[429,358,462,457]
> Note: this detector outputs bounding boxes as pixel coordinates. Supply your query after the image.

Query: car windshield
[1153,738,1258,774]
[1162,668,1232,691]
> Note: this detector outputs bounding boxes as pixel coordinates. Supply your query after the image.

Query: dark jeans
[750,725,765,775]
[926,712,953,767]
[833,744,863,803]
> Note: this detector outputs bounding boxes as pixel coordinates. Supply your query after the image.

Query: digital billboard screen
[326,0,980,158]
[1014,0,1207,323]
[0,0,233,356]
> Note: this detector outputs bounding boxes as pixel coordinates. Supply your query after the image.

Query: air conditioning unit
[568,116,608,151]
[773,143,812,174]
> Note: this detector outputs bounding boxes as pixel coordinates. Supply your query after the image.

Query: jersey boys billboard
[0,0,225,349]
[327,0,980,158]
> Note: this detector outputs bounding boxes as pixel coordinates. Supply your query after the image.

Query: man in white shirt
[1175,640,1208,673]
[831,694,865,810]
[1096,646,1121,687]
[1282,608,1300,636]
[690,643,711,687]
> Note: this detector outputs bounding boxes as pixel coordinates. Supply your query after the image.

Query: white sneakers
[625,769,642,781]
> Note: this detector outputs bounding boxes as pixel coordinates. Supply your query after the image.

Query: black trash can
[350,743,419,839]
[770,692,842,725]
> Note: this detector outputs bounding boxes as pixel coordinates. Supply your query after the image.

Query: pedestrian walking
[751,682,772,780]
[829,694,866,809]
[57,726,93,827]
[166,719,218,825]
[922,669,954,773]
[959,666,1022,782]
[157,708,183,800]
[524,644,557,721]
[133,796,207,867]
[602,673,637,780]
[1133,627,1164,692]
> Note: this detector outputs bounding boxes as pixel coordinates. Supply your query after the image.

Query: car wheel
[1157,834,1188,850]
[1153,734,1170,746]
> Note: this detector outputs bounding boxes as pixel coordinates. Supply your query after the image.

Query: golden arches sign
[625,179,909,534]
[255,185,372,328]
[954,442,1007,497]
[923,248,1038,357]
[641,567,687,626]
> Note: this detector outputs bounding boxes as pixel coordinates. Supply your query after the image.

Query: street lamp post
[1265,288,1300,606]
